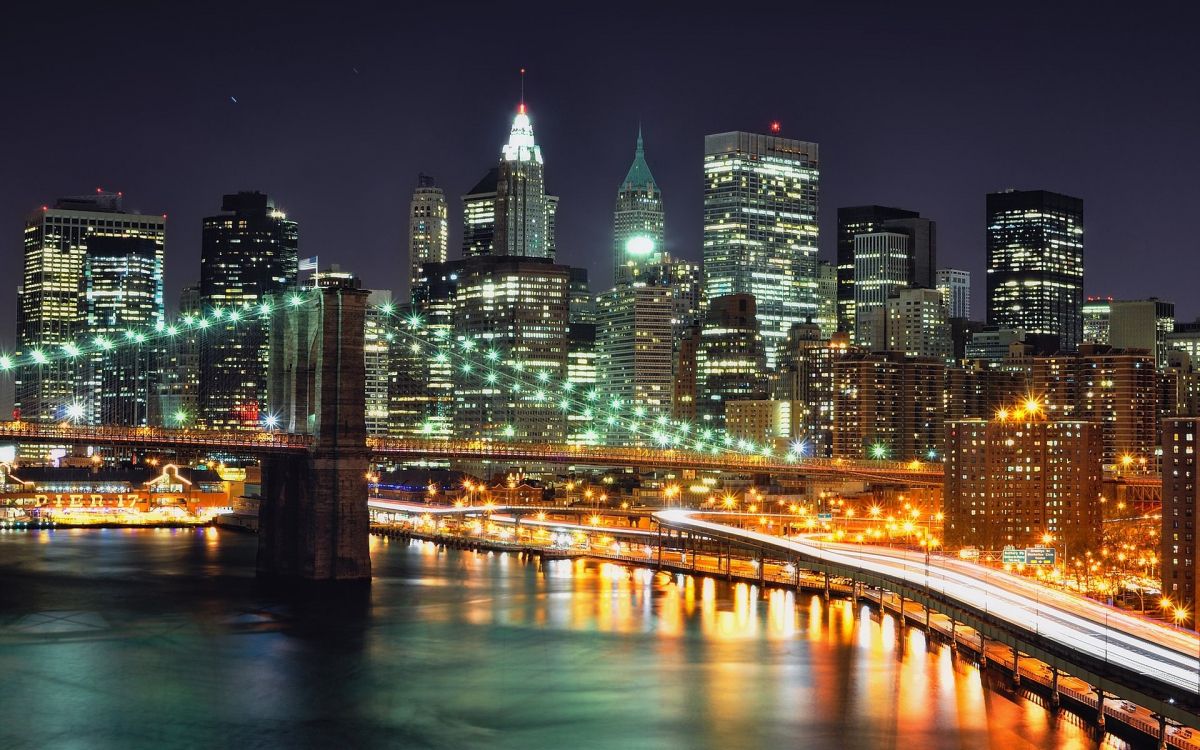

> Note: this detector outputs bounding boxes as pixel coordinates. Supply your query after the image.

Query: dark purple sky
[2,0,1198,356]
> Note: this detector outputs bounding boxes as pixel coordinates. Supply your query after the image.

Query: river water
[0,528,1123,749]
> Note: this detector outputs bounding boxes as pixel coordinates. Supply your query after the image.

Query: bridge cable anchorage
[0,288,320,428]
[375,304,807,462]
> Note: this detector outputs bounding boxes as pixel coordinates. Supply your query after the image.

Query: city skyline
[3,1,1199,361]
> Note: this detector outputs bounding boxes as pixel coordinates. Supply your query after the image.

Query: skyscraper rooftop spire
[503,69,541,163]
[622,124,656,189]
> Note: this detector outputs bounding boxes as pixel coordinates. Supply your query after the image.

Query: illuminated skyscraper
[596,282,675,444]
[462,168,499,258]
[936,268,971,319]
[614,127,665,287]
[83,234,165,425]
[852,231,910,349]
[364,289,394,437]
[14,192,165,423]
[407,174,447,298]
[156,284,201,427]
[986,189,1084,351]
[703,131,819,368]
[697,294,769,428]
[424,255,570,442]
[198,192,298,430]
[495,101,551,259]
[836,206,919,334]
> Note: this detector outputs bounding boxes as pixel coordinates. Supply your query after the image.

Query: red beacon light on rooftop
[769,121,782,133]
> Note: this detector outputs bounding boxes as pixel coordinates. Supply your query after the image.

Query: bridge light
[870,443,888,460]
[61,343,80,357]
[259,302,272,316]
[198,319,210,329]
[183,314,194,326]
[263,414,279,429]
[166,326,178,336]
[134,333,146,344]
[380,303,394,316]
[586,389,599,401]
[486,349,500,361]
[289,295,303,307]
[537,370,550,383]
[172,410,188,426]
[406,313,423,328]
[229,310,241,323]
[485,372,498,384]
[460,363,472,374]
[562,381,574,392]
[789,439,808,457]
[634,406,645,418]
[65,402,85,422]
[0,355,10,371]
[502,425,515,438]
[155,321,165,332]
[94,336,112,350]
[211,308,224,320]
[31,349,47,364]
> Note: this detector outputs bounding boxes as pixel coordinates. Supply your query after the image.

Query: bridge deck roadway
[654,509,1200,726]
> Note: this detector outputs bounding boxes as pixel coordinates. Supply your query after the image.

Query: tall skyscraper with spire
[613,127,665,287]
[494,89,552,259]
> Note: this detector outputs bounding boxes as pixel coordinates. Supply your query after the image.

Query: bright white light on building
[625,235,655,257]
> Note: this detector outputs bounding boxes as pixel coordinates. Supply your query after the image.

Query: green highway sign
[1026,547,1057,565]
[1001,547,1027,564]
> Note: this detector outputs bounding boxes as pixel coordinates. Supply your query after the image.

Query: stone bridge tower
[258,278,371,582]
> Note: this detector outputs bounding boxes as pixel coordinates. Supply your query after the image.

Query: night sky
[2,0,1198,357]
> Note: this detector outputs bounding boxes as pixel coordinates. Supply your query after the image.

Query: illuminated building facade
[852,231,909,349]
[156,284,201,427]
[596,282,675,443]
[407,174,447,297]
[773,325,850,457]
[945,412,1102,554]
[364,290,393,437]
[986,189,1084,351]
[15,192,165,423]
[442,255,570,442]
[696,294,768,428]
[1108,298,1175,370]
[1082,297,1111,345]
[672,322,701,423]
[936,268,971,319]
[832,352,944,460]
[1162,417,1200,615]
[614,127,666,287]
[462,168,499,258]
[703,131,819,367]
[566,323,599,445]
[83,233,165,425]
[495,102,552,259]
[198,192,298,430]
[836,205,919,334]
[815,260,837,339]
[886,287,952,363]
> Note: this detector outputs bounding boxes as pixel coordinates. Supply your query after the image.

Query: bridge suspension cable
[377,306,818,465]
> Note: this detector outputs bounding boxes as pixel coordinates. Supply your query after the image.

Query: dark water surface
[0,529,1122,749]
